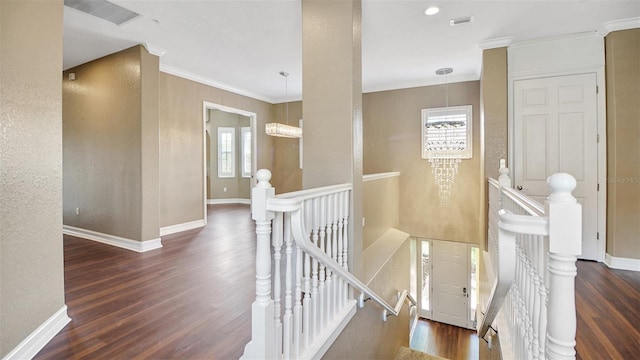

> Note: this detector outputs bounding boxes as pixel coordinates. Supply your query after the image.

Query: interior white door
[513,73,599,260]
[432,240,469,328]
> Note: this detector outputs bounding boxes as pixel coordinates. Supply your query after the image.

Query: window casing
[421,105,473,159]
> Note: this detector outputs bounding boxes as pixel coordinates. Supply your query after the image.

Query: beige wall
[0,0,66,355]
[605,29,640,260]
[207,109,251,199]
[363,82,483,244]
[323,240,411,359]
[271,101,303,194]
[159,73,273,227]
[481,48,509,181]
[63,45,159,242]
[363,175,400,249]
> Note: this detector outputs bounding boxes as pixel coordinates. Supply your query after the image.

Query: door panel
[432,241,468,328]
[514,73,599,260]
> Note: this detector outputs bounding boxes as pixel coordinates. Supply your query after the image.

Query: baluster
[336,192,345,307]
[272,212,284,358]
[545,174,581,360]
[341,190,350,305]
[331,193,339,317]
[318,196,327,333]
[302,199,313,350]
[293,243,303,358]
[283,213,293,360]
[310,198,320,340]
[324,194,333,325]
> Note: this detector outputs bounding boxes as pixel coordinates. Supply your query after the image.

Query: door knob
[517,185,523,190]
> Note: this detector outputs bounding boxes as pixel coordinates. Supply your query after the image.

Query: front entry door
[432,240,468,328]
[513,73,599,260]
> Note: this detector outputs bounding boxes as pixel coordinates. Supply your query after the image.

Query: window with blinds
[421,105,473,159]
[218,127,235,178]
[241,127,251,178]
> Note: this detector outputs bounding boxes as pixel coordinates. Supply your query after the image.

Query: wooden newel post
[544,173,581,360]
[242,169,276,359]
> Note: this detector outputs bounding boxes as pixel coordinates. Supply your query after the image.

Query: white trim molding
[63,225,162,252]
[599,17,640,36]
[207,198,251,205]
[160,219,206,236]
[477,36,514,50]
[3,306,70,360]
[142,42,167,57]
[162,64,274,103]
[363,172,401,182]
[605,254,640,272]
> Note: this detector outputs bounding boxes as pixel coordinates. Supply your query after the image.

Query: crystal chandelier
[428,67,461,207]
[265,71,302,138]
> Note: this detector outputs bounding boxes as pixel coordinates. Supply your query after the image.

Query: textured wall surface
[323,240,411,359]
[363,175,400,249]
[0,0,66,355]
[159,73,273,227]
[363,82,483,244]
[207,110,251,199]
[481,48,508,181]
[605,29,640,260]
[63,46,146,241]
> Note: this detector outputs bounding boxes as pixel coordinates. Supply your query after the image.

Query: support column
[302,0,363,277]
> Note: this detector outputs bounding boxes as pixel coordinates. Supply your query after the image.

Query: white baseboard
[160,219,206,236]
[63,225,162,253]
[3,305,71,360]
[207,198,251,205]
[605,253,640,272]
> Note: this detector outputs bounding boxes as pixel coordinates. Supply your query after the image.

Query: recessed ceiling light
[425,6,440,16]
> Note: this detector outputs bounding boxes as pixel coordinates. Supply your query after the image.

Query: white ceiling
[63,0,640,103]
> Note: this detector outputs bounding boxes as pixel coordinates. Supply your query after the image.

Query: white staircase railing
[478,160,582,360]
[242,169,416,360]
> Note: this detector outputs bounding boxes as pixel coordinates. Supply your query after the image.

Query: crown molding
[363,73,480,94]
[143,42,167,57]
[477,36,514,50]
[160,64,275,103]
[599,17,640,36]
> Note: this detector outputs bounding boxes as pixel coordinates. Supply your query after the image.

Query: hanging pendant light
[265,71,302,138]
[428,67,461,207]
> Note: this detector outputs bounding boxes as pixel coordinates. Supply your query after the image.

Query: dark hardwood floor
[575,260,640,360]
[411,319,479,360]
[35,205,640,359]
[36,204,256,360]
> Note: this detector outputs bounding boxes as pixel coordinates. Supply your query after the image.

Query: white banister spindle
[545,173,581,360]
[242,169,276,360]
[283,213,293,360]
[272,212,284,358]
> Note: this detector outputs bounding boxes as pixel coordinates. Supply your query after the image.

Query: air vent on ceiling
[450,16,475,26]
[64,0,140,25]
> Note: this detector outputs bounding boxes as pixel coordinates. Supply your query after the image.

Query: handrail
[287,202,416,321]
[501,186,545,216]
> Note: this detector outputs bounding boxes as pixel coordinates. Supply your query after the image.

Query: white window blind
[218,127,235,178]
[421,105,473,159]
[241,127,251,178]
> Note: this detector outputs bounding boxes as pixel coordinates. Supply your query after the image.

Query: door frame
[202,101,257,225]
[415,238,477,329]
[507,34,607,262]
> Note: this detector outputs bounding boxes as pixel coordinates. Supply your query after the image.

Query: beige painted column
[0,0,67,356]
[302,0,363,276]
